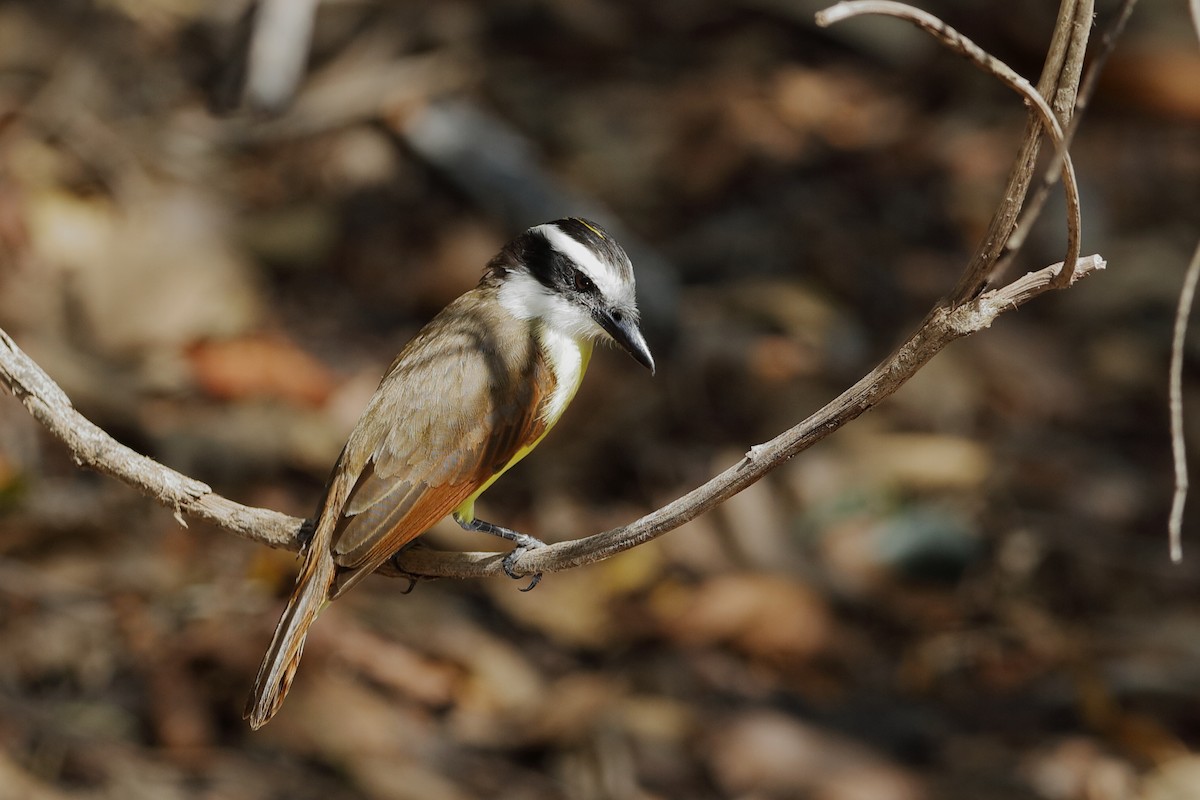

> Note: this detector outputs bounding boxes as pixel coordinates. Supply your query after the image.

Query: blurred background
[1,0,1198,798]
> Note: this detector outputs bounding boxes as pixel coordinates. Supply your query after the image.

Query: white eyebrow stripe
[533,223,623,299]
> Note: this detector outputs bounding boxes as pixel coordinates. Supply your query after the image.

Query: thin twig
[1167,0,1200,567]
[815,1,1082,293]
[995,0,1139,282]
[1169,242,1200,563]
[931,0,1092,304]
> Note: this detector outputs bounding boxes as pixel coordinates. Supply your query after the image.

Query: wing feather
[323,287,554,590]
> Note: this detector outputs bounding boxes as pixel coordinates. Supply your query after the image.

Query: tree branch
[390,254,1105,581]
[0,255,1105,583]
[243,0,321,112]
[901,0,1093,304]
[0,2,1113,584]
[994,0,1139,282]
[1169,241,1200,564]
[0,328,302,550]
[816,1,1083,295]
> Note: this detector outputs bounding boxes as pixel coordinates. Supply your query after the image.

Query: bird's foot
[500,534,546,592]
[387,553,421,594]
[455,514,546,591]
[387,541,425,594]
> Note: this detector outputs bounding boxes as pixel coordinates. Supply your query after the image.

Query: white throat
[497,271,597,425]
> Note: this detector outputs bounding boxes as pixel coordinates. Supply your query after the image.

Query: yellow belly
[454,334,593,523]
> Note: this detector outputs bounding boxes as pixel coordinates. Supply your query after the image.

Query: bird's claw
[387,551,422,594]
[502,534,546,592]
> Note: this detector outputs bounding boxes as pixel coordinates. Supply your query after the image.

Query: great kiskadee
[244,218,654,729]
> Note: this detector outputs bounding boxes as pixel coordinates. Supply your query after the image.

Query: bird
[244,217,654,729]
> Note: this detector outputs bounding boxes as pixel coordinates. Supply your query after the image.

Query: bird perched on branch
[245,218,654,729]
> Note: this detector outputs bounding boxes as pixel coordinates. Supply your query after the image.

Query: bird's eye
[573,270,597,294]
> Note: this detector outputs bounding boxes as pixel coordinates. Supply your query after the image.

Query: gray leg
[454,514,545,591]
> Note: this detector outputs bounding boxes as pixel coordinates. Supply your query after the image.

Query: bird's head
[490,218,655,374]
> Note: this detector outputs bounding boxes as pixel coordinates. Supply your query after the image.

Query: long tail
[244,550,336,729]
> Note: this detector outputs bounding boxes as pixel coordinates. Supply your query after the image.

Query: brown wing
[324,287,553,595]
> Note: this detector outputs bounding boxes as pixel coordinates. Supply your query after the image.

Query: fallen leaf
[654,573,831,661]
[186,334,335,407]
[706,710,923,799]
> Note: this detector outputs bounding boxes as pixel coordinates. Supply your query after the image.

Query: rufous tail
[244,551,335,729]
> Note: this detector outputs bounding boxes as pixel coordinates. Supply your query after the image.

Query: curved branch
[815,1,1082,292]
[391,254,1105,580]
[995,0,1138,280]
[1169,241,1200,563]
[0,328,303,550]
[0,3,1110,584]
[0,255,1106,583]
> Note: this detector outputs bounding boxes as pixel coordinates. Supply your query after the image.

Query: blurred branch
[230,50,472,142]
[1175,0,1200,565]
[0,2,1113,583]
[243,0,321,112]
[399,101,680,338]
[1169,241,1200,564]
